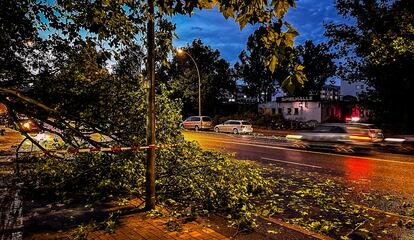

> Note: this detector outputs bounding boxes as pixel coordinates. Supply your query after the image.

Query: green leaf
[269,55,278,73]
[282,75,295,93]
[222,7,234,19]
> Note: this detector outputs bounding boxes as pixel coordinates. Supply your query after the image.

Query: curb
[260,216,335,240]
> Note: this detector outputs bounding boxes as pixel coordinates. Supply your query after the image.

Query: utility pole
[145,0,156,210]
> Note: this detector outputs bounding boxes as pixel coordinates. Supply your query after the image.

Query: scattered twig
[344,219,368,237]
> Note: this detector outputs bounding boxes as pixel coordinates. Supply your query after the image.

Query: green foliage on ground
[19,141,276,229]
[265,166,414,239]
[19,145,414,237]
[157,142,275,228]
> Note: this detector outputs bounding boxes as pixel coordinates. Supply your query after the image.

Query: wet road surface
[183,131,414,199]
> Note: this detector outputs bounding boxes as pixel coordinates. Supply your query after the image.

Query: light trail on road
[183,131,414,199]
[185,132,414,165]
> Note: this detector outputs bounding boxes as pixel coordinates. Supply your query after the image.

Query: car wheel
[214,127,220,133]
[233,128,238,134]
[195,125,199,131]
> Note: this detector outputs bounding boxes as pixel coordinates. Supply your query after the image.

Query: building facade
[275,96,341,123]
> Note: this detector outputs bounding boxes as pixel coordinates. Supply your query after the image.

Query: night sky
[173,0,343,65]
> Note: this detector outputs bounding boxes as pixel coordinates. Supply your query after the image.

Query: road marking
[185,134,414,165]
[261,157,323,169]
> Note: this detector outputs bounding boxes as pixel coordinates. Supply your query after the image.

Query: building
[320,85,340,100]
[257,82,374,124]
[341,80,369,99]
[275,96,341,123]
[224,85,257,104]
[258,101,278,115]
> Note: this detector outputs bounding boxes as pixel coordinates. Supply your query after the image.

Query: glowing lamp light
[176,48,184,55]
[22,122,32,130]
[25,40,34,47]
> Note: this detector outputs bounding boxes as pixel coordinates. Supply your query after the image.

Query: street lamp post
[177,49,201,117]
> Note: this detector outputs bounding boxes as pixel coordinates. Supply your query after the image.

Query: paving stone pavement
[86,214,228,240]
[0,154,23,240]
[24,201,229,240]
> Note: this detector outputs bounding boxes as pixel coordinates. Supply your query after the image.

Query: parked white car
[214,120,253,134]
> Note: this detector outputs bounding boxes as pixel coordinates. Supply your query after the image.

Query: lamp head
[177,48,184,55]
[25,40,34,47]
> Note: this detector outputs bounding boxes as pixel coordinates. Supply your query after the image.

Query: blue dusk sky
[172,0,343,65]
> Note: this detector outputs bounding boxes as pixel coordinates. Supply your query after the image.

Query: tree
[325,0,414,132]
[0,0,42,88]
[1,0,303,209]
[235,23,304,102]
[292,40,336,96]
[163,39,235,116]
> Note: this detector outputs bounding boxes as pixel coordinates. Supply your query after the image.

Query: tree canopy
[325,0,414,132]
[162,39,235,117]
[1,0,304,103]
[235,23,308,102]
[292,40,336,96]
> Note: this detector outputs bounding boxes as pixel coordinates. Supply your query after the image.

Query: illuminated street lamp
[25,40,34,47]
[177,48,202,117]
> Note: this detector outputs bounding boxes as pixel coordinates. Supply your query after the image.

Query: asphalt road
[183,131,414,199]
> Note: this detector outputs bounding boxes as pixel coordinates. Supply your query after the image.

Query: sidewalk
[22,198,324,240]
[23,199,228,240]
[86,213,227,240]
